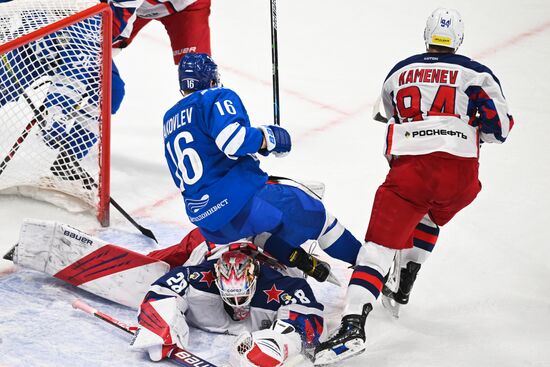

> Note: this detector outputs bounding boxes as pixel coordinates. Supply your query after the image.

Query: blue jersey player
[0,2,125,187]
[162,53,362,282]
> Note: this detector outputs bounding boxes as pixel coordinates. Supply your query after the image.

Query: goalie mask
[214,250,259,320]
[178,53,220,92]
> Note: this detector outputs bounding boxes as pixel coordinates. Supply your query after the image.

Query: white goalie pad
[14,219,170,309]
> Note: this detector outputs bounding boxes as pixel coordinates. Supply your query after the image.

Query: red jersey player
[315,7,514,365]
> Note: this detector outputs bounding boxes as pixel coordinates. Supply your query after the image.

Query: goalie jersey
[139,261,324,346]
[382,53,514,159]
[163,87,267,232]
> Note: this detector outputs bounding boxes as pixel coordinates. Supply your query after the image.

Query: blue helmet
[178,53,220,91]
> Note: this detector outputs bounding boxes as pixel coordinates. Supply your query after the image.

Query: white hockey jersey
[138,260,325,347]
[381,53,514,158]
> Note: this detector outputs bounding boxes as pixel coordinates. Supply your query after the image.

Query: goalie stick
[72,298,218,367]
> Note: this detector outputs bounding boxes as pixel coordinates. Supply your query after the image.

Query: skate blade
[314,340,366,366]
[326,271,342,287]
[381,294,401,318]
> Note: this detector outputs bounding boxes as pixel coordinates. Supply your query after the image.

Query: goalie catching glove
[131,297,189,361]
[229,319,303,367]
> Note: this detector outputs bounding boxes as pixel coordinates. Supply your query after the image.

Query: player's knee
[355,241,396,276]
[318,215,361,264]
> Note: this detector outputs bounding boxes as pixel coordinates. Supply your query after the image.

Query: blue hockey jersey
[163,87,268,231]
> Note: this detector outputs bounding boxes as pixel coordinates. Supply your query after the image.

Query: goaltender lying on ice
[7,219,329,367]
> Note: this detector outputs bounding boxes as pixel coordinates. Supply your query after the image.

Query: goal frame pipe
[0,3,112,226]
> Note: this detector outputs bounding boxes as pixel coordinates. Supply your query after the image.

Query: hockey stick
[270,0,280,126]
[109,197,158,243]
[2,244,16,261]
[268,175,324,200]
[53,150,158,243]
[0,107,44,175]
[372,95,389,123]
[72,299,218,367]
[0,54,50,176]
[2,43,156,240]
[1,55,157,242]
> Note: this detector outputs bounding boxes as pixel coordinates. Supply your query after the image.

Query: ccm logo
[63,230,93,245]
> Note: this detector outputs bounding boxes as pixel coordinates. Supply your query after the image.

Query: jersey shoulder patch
[251,266,314,310]
[185,260,219,294]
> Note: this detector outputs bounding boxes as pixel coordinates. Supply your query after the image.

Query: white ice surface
[1,0,550,366]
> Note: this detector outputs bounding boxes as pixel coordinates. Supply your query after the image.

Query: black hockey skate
[314,303,373,365]
[288,248,331,283]
[382,261,421,305]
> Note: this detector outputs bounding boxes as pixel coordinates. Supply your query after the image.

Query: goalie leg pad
[14,219,169,309]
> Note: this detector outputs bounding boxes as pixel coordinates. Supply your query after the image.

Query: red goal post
[0,1,112,226]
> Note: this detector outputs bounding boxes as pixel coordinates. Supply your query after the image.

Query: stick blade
[3,243,17,261]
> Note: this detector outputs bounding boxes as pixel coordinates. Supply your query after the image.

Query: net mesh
[0,0,107,214]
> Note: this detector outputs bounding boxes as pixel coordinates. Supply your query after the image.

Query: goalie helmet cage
[0,0,112,226]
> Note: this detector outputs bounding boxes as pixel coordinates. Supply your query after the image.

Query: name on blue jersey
[164,107,193,138]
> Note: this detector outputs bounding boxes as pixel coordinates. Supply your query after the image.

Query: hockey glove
[258,125,291,157]
[131,297,189,362]
[229,319,302,367]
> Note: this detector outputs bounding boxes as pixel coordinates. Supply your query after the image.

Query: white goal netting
[0,0,110,224]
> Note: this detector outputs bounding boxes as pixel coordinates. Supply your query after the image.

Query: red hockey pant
[365,154,481,250]
[115,0,211,64]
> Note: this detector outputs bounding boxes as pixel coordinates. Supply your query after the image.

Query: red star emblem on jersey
[264,284,283,304]
[200,270,215,287]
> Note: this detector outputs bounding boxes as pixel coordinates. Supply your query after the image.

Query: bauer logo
[172,350,216,366]
[63,230,93,246]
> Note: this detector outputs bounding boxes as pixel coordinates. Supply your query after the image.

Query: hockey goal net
[0,0,111,226]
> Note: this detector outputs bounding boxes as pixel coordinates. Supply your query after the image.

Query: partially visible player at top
[162,53,363,283]
[101,0,211,64]
[314,8,515,365]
